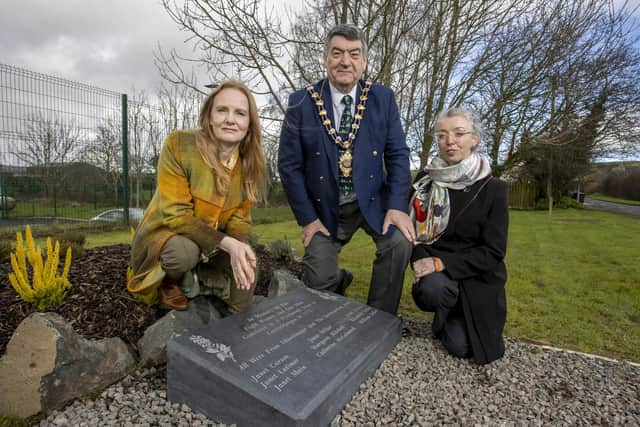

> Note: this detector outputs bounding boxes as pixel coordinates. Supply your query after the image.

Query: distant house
[0,164,29,176]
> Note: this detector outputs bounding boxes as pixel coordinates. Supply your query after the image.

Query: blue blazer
[277,79,410,236]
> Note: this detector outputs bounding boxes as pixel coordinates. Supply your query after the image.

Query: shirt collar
[328,81,357,109]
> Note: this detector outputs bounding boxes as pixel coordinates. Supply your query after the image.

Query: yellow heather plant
[8,225,73,311]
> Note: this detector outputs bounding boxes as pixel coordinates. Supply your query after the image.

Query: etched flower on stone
[190,335,236,363]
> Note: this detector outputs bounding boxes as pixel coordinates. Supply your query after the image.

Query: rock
[267,268,305,297]
[137,296,222,367]
[0,312,135,418]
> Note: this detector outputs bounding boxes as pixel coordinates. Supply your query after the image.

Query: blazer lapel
[317,80,339,182]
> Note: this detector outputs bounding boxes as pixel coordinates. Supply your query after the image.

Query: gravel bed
[36,318,640,426]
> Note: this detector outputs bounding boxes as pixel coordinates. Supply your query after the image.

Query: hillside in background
[585,161,640,200]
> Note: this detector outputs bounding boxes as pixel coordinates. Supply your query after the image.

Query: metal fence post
[122,94,129,224]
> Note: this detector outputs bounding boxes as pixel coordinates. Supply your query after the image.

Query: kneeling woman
[410,107,508,364]
[128,80,267,314]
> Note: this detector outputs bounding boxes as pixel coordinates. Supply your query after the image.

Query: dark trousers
[303,202,412,315]
[412,272,471,358]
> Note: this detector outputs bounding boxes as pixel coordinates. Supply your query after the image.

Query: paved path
[583,197,640,217]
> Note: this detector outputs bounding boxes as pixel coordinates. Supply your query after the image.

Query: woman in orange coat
[128,81,267,313]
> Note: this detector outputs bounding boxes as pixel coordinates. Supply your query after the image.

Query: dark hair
[324,24,368,56]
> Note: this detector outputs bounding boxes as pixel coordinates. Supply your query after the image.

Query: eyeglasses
[434,131,473,143]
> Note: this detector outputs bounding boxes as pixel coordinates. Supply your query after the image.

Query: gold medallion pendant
[306,80,372,177]
[339,150,353,177]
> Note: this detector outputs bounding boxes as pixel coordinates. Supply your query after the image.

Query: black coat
[411,171,509,364]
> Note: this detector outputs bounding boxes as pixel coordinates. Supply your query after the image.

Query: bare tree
[84,118,122,204]
[157,82,203,133]
[459,0,640,216]
[142,103,164,175]
[474,0,640,176]
[16,113,80,196]
[156,0,540,170]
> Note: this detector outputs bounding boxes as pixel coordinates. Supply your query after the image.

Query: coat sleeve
[436,180,509,281]
[156,132,226,255]
[277,91,319,227]
[382,89,411,213]
[224,198,253,243]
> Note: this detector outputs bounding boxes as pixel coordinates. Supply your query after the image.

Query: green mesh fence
[0,63,201,229]
[0,63,124,225]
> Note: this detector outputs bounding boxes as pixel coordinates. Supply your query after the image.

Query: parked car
[90,208,144,224]
[0,193,16,212]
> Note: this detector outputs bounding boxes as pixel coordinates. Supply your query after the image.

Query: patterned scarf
[410,152,492,244]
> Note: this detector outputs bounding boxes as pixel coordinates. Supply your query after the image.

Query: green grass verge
[7,200,117,219]
[254,209,640,363]
[504,209,640,362]
[588,193,640,206]
[4,206,637,362]
[252,207,295,224]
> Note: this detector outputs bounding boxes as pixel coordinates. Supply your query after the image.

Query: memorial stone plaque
[167,287,401,426]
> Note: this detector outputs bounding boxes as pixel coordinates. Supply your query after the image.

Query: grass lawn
[254,209,640,363]
[7,207,638,363]
[587,193,640,206]
[505,209,639,362]
[8,200,116,219]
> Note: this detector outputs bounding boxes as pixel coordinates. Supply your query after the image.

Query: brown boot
[159,279,188,311]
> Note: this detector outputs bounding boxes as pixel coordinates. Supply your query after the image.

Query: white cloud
[0,0,195,94]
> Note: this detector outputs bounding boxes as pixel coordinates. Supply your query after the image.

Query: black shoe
[335,269,353,296]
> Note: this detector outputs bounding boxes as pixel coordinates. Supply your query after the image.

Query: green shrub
[535,197,584,210]
[556,196,584,209]
[534,198,550,210]
[267,238,296,262]
[248,233,260,248]
[53,230,87,258]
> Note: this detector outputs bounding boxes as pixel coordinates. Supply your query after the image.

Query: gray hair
[435,107,483,144]
[324,24,368,57]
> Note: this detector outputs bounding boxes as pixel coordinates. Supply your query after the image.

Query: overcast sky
[0,0,222,95]
[1,1,638,97]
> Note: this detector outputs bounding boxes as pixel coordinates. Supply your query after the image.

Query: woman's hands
[219,236,257,290]
[412,257,444,283]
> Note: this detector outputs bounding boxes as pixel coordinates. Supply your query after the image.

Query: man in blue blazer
[277,24,414,314]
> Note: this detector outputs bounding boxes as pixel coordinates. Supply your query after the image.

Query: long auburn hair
[198,80,267,203]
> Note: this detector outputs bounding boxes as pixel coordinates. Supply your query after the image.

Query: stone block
[0,312,135,418]
[267,269,305,298]
[138,296,222,366]
[167,288,401,426]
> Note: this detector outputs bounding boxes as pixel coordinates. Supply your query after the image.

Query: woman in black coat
[410,107,509,364]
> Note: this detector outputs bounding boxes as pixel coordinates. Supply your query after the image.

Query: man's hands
[383,209,415,242]
[301,219,330,247]
[301,209,414,247]
[219,236,256,290]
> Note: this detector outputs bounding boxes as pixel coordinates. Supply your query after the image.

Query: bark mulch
[0,244,303,357]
